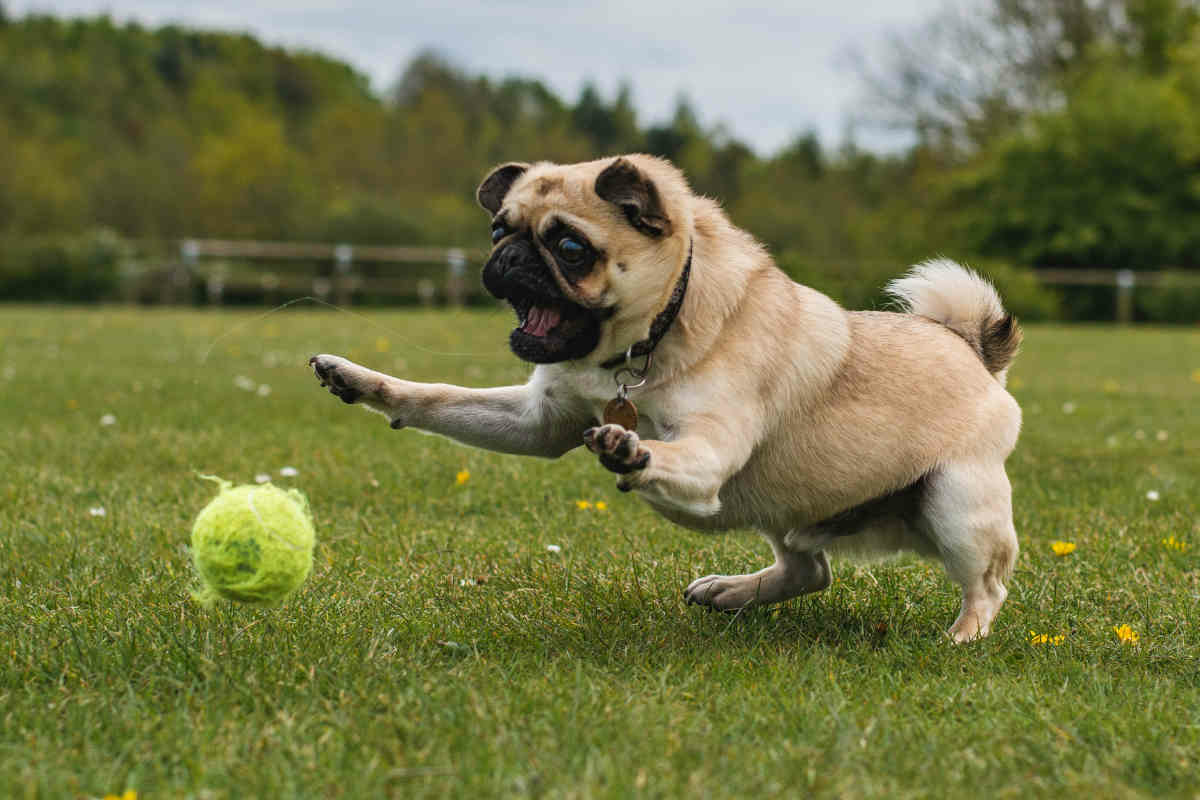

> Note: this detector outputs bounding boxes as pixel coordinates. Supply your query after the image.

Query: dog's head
[477,155,692,364]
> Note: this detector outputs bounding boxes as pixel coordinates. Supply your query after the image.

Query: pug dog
[309,154,1022,642]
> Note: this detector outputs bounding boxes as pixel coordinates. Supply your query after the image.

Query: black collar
[599,240,692,370]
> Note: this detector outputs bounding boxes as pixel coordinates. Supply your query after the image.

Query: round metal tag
[603,397,639,431]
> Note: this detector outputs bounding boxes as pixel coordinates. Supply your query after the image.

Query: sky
[9,0,956,154]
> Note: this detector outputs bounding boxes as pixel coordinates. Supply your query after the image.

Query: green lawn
[1,307,1198,799]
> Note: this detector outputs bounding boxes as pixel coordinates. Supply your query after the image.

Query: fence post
[1116,269,1135,324]
[446,248,466,307]
[333,244,354,306]
[164,239,200,305]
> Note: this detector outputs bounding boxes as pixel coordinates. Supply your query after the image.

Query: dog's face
[477,156,688,364]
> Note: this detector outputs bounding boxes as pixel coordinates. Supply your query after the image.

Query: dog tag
[603,397,638,431]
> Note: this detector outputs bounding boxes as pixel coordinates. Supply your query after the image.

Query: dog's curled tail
[886,259,1021,381]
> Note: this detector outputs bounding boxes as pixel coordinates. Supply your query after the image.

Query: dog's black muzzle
[481,235,563,305]
[480,234,604,364]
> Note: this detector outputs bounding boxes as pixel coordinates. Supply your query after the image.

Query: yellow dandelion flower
[1192,368,1200,384]
[595,501,607,511]
[455,469,470,486]
[375,336,391,353]
[1161,535,1189,552]
[1051,541,1076,556]
[1009,376,1025,390]
[103,792,136,800]
[1029,631,1065,646]
[1113,624,1140,645]
[575,500,593,510]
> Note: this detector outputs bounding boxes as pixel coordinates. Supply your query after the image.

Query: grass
[1,306,1198,799]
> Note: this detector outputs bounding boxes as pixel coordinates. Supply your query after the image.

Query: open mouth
[506,292,602,363]
[519,304,563,338]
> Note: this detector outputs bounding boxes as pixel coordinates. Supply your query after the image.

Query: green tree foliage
[0,17,898,260]
[950,61,1200,268]
[929,1,1200,271]
[2,6,1195,320]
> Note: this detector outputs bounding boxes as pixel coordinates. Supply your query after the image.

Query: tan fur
[310,154,1023,642]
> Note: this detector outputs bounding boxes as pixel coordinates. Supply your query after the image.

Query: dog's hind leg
[920,461,1019,642]
[684,533,832,611]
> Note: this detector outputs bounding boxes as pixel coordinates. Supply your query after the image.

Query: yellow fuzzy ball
[190,476,315,607]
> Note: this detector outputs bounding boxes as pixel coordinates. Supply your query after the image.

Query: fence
[152,239,490,307]
[1032,268,1200,324]
[145,238,1200,322]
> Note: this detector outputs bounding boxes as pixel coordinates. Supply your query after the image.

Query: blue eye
[557,236,585,259]
[491,224,510,244]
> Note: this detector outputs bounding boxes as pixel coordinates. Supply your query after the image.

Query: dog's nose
[495,236,538,275]
[483,236,535,298]
[493,244,518,276]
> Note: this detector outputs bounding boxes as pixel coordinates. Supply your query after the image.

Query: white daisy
[1146,490,1160,501]
[254,473,271,484]
[279,466,299,477]
[88,506,107,517]
[546,544,562,553]
[99,414,116,426]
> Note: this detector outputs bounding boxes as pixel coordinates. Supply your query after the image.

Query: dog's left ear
[595,158,672,238]
[477,162,530,214]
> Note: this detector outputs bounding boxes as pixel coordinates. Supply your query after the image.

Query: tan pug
[309,154,1023,642]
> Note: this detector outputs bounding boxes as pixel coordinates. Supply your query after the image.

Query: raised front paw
[309,354,369,405]
[583,424,650,485]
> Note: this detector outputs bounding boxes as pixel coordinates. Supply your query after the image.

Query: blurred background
[1,0,1198,322]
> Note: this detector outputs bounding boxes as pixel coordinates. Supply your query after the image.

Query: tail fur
[886,259,1021,379]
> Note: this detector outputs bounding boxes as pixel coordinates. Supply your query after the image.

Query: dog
[309,154,1022,642]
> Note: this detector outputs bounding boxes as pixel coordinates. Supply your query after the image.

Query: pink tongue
[524,306,561,337]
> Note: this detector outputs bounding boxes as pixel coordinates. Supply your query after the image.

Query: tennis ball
[190,475,315,607]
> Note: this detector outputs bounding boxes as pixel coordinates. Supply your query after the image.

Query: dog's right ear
[477,163,530,214]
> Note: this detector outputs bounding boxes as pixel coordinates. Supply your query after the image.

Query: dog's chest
[556,370,676,440]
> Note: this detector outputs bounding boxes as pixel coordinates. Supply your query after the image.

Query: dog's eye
[556,236,587,263]
[491,223,511,244]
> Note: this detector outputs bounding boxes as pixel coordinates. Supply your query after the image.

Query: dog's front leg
[582,414,756,516]
[310,354,590,458]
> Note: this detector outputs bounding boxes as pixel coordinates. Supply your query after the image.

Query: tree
[856,0,1199,151]
[950,61,1200,268]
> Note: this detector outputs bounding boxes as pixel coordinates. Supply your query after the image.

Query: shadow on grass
[444,587,954,673]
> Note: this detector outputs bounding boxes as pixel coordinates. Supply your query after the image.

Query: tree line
[1,2,1197,319]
